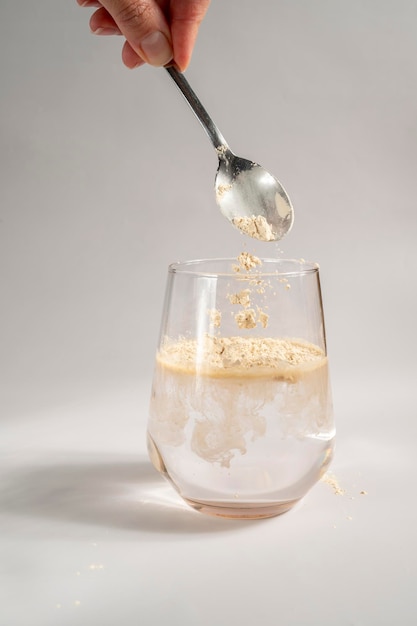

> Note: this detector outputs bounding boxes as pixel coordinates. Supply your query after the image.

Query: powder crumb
[89,563,104,571]
[257,307,269,329]
[346,516,353,521]
[322,473,345,496]
[285,284,291,290]
[208,308,222,328]
[249,278,268,294]
[216,183,232,199]
[360,490,368,496]
[235,252,262,272]
[232,215,276,241]
[235,308,257,329]
[228,289,251,308]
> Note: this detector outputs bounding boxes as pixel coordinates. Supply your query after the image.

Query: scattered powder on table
[322,474,369,498]
[322,473,345,496]
[232,215,276,241]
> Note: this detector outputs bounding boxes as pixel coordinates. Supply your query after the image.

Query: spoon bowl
[215,149,293,241]
[166,66,294,242]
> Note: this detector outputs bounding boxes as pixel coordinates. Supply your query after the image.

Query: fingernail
[128,62,143,70]
[140,31,173,66]
[91,27,121,36]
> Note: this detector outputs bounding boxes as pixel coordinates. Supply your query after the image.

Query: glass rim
[168,257,320,278]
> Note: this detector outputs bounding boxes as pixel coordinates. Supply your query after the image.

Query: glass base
[182,496,299,519]
[147,432,305,519]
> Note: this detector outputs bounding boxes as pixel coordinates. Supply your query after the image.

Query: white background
[1,1,416,624]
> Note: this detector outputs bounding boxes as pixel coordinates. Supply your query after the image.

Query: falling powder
[235,308,257,329]
[208,308,222,328]
[257,307,269,328]
[234,252,262,272]
[228,289,251,308]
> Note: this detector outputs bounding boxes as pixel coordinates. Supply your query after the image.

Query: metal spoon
[166,66,294,242]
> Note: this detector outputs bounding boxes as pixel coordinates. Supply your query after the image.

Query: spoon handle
[165,66,229,155]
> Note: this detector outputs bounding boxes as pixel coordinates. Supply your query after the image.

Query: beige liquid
[148,336,334,518]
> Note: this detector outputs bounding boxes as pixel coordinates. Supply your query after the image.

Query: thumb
[100,0,173,66]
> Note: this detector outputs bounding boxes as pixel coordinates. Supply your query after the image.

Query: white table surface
[1,375,416,626]
[1,1,417,623]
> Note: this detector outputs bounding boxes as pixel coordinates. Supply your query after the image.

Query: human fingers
[77,1,102,7]
[81,3,143,66]
[169,0,211,71]
[89,6,122,35]
[98,0,173,66]
[122,40,146,68]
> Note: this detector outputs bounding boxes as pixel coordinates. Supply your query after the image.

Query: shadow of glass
[0,453,258,539]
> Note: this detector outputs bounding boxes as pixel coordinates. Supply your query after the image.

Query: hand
[77,0,211,71]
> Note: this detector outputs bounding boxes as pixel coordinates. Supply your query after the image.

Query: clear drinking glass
[147,257,334,519]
